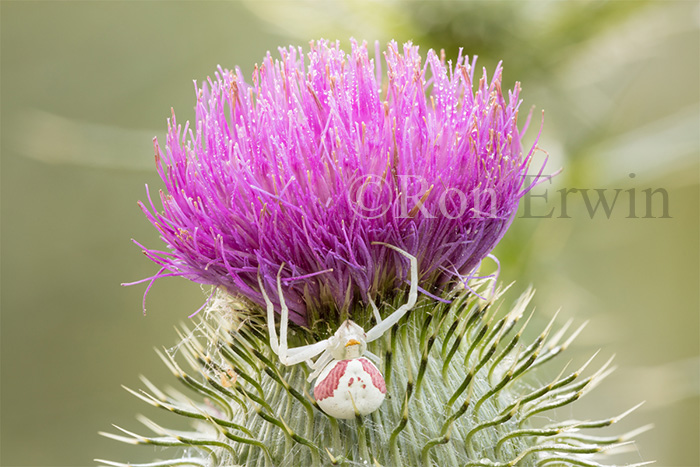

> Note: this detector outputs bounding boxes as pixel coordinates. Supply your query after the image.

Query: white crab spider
[258,243,418,419]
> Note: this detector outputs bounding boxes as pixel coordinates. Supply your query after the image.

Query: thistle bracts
[98,283,649,467]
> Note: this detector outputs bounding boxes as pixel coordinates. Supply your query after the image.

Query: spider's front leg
[365,243,418,342]
[258,269,329,367]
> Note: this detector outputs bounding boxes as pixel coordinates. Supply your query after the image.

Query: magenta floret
[138,39,540,324]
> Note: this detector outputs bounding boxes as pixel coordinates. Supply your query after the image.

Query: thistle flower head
[139,39,538,325]
[103,40,649,467]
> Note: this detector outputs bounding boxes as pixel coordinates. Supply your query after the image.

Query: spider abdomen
[314,357,386,419]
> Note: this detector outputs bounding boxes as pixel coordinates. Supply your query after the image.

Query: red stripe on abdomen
[360,358,386,394]
[314,360,349,401]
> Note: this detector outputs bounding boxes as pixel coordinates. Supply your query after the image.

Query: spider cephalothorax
[259,243,417,419]
[326,320,367,360]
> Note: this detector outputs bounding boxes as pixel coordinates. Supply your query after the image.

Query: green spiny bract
[98,283,648,467]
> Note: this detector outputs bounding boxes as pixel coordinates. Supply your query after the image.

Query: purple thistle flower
[138,39,541,325]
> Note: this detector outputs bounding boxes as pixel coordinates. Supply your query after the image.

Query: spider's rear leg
[281,340,329,367]
[307,349,333,382]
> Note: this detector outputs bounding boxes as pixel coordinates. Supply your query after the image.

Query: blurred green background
[1,1,697,466]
